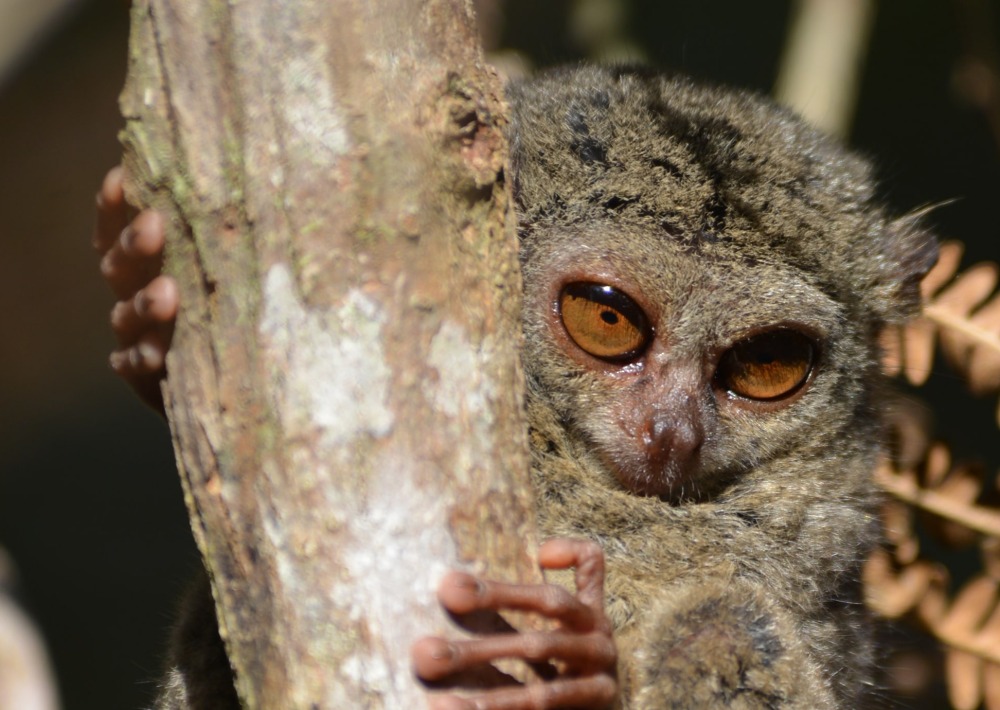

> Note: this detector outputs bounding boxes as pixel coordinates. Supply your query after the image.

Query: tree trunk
[118,1,538,706]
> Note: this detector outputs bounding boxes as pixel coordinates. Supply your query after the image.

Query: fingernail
[136,342,163,370]
[109,352,125,372]
[128,346,144,370]
[120,225,137,252]
[431,643,455,661]
[110,301,128,327]
[451,573,480,592]
[135,290,152,316]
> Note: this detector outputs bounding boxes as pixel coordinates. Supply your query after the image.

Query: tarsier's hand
[413,539,618,710]
[94,166,178,412]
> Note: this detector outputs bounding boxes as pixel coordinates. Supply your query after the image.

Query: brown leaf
[922,257,1000,397]
[947,648,984,710]
[877,447,1000,540]
[936,262,999,311]
[864,546,944,619]
[924,576,1000,667]
[985,662,1000,710]
[984,538,1000,581]
[881,325,904,377]
[924,444,954,488]
[919,570,952,627]
[882,498,920,565]
[922,460,989,549]
[937,576,997,640]
[975,601,1000,651]
[900,318,938,386]
[887,239,1000,398]
[935,261,1000,386]
[923,241,966,298]
[890,241,962,385]
[884,397,934,471]
[870,237,1000,710]
[957,295,1000,394]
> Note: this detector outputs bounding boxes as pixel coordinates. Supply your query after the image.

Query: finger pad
[412,637,455,680]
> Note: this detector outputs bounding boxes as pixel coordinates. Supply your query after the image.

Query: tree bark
[118,1,538,706]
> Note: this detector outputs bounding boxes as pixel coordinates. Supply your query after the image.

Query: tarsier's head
[507,66,937,502]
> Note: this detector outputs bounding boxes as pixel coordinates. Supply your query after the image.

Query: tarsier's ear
[872,211,939,323]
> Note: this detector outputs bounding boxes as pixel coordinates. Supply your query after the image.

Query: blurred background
[1,0,998,707]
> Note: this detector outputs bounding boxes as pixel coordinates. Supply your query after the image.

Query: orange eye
[717,330,815,401]
[559,283,651,362]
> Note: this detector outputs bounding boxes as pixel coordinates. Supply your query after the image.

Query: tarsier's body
[504,66,934,707]
[100,66,936,709]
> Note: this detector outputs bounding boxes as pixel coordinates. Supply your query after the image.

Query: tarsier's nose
[644,398,704,470]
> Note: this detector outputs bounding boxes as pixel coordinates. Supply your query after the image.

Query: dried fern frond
[883,241,1000,414]
[866,447,1000,623]
[870,242,1000,706]
[877,445,1000,541]
[881,240,964,384]
[864,544,944,619]
[868,447,1000,709]
[930,575,1000,710]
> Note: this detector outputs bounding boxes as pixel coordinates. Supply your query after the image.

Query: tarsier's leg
[93,167,177,410]
[413,539,618,710]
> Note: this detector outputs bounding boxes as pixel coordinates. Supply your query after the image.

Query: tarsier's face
[520,224,856,502]
[509,67,934,503]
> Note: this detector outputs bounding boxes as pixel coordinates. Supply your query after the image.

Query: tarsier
[97,65,937,709]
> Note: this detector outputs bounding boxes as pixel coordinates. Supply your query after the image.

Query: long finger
[110,333,168,414]
[101,209,166,299]
[94,166,128,253]
[111,276,179,348]
[413,631,615,682]
[438,573,595,632]
[426,675,617,710]
[537,539,606,617]
[110,331,170,378]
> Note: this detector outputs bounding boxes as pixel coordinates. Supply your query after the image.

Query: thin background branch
[773,0,875,137]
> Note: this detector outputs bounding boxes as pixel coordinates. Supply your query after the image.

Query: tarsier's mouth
[599,447,701,500]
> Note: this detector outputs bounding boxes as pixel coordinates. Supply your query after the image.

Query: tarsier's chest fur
[509,66,936,708]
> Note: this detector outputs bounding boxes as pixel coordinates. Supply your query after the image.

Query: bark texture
[119,1,537,706]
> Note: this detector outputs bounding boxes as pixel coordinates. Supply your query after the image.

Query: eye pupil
[559,282,651,362]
